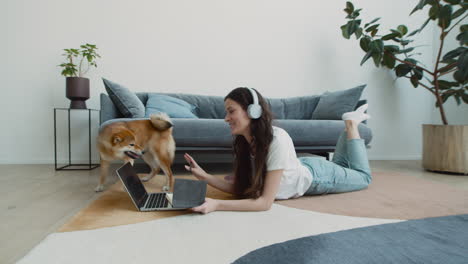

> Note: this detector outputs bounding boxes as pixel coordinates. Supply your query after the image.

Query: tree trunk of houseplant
[422,124,468,175]
[66,77,90,109]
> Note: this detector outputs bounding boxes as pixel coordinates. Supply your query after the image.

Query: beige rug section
[59,172,468,232]
[59,175,233,232]
[278,171,468,219]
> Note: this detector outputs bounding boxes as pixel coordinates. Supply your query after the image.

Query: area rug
[233,214,468,264]
[59,171,468,232]
[18,171,468,263]
[17,205,400,264]
[277,171,468,219]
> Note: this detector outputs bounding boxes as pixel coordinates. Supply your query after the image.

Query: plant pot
[422,124,468,174]
[66,77,90,109]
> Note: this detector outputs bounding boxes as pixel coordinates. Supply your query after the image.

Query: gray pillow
[311,85,366,120]
[102,78,145,118]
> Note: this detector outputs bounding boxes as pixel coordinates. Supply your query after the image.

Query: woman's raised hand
[184,153,208,180]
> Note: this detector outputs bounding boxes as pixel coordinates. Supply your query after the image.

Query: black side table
[54,108,100,170]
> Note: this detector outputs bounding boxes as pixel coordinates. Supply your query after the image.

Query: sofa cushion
[273,96,321,120]
[145,94,198,118]
[172,119,233,147]
[311,85,366,120]
[102,78,145,118]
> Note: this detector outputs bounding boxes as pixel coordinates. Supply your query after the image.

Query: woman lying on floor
[184,87,372,214]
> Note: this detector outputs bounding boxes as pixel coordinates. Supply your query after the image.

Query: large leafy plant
[341,0,467,125]
[59,43,100,78]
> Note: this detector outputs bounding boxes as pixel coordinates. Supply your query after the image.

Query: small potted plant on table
[59,43,101,109]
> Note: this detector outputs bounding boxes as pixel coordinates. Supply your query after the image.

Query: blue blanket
[233,214,468,264]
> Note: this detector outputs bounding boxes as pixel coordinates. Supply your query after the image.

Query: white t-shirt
[266,126,313,199]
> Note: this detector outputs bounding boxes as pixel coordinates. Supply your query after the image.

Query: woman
[184,87,371,214]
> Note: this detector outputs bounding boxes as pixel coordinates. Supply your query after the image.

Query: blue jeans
[300,131,372,195]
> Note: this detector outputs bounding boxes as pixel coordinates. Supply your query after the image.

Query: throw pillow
[145,94,198,118]
[311,84,366,120]
[102,78,145,118]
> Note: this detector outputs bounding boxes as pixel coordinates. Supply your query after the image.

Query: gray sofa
[100,92,372,158]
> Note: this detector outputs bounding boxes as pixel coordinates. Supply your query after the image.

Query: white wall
[2,0,467,164]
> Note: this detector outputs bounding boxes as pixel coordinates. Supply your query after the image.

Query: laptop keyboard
[147,193,168,208]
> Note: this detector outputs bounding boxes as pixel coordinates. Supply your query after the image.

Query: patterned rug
[17,171,468,263]
[59,171,468,232]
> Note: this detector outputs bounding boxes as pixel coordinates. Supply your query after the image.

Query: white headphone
[247,87,262,119]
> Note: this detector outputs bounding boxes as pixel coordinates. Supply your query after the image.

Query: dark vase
[66,77,90,109]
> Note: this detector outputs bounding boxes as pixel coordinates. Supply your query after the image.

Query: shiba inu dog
[96,113,175,192]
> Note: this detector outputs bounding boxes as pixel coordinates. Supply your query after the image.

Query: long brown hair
[224,87,273,199]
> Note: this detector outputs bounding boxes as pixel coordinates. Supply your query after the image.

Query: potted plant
[59,43,101,109]
[340,1,467,174]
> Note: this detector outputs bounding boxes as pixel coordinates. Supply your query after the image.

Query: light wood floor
[2,161,467,264]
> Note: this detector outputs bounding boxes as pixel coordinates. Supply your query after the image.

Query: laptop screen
[117,163,148,208]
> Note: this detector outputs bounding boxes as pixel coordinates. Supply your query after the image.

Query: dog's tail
[150,113,173,131]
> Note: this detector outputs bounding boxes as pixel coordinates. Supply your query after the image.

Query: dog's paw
[95,185,104,192]
[162,185,170,192]
[141,174,154,182]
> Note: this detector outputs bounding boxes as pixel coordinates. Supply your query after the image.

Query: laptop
[116,162,207,211]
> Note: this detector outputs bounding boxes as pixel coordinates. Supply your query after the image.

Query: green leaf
[370,39,384,53]
[383,52,396,69]
[349,9,362,19]
[372,51,382,67]
[397,47,415,54]
[347,20,361,38]
[360,37,371,52]
[390,29,403,38]
[438,80,460,89]
[384,45,400,52]
[405,58,418,65]
[413,68,423,80]
[360,51,373,66]
[364,17,381,28]
[462,24,468,32]
[411,0,428,15]
[458,51,468,80]
[366,24,379,33]
[382,33,400,40]
[443,0,460,4]
[341,24,350,39]
[456,31,468,45]
[454,70,467,83]
[438,5,453,29]
[452,7,465,20]
[344,1,354,15]
[355,27,363,39]
[429,4,440,20]
[462,93,468,104]
[410,75,420,87]
[397,25,408,35]
[442,47,466,61]
[438,62,458,73]
[395,63,413,76]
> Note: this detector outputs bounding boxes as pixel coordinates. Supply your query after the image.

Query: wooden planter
[422,124,468,174]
